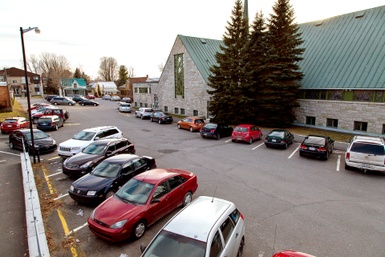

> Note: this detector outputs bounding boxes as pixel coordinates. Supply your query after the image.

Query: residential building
[132,78,159,109]
[88,81,118,97]
[0,67,41,97]
[60,78,87,96]
[119,76,149,101]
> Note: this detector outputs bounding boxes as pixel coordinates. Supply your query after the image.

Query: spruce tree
[260,0,304,127]
[207,0,250,124]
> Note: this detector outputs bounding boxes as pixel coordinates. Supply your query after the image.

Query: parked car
[121,97,131,103]
[264,129,294,149]
[88,168,198,242]
[36,115,64,131]
[102,95,111,100]
[345,135,385,173]
[31,105,54,115]
[231,124,263,144]
[71,95,86,103]
[111,95,121,101]
[299,135,334,160]
[79,99,99,106]
[200,123,233,139]
[32,107,69,124]
[135,107,154,120]
[140,196,245,257]
[44,95,58,102]
[29,102,52,112]
[273,250,315,257]
[9,129,57,154]
[58,126,123,158]
[1,117,30,134]
[177,116,205,132]
[118,102,131,113]
[50,96,76,106]
[62,138,136,177]
[86,94,95,99]
[68,154,156,204]
[150,111,173,124]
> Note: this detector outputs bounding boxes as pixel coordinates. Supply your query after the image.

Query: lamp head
[34,28,41,34]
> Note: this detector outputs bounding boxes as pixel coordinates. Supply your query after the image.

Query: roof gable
[61,78,87,88]
[298,5,385,89]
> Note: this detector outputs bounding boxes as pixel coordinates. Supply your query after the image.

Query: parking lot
[4,97,385,257]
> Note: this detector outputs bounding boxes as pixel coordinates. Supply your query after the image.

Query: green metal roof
[298,5,385,90]
[178,35,224,84]
[61,78,87,87]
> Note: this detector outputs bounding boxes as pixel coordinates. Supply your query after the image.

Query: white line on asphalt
[65,222,88,237]
[336,155,341,171]
[0,150,20,157]
[0,160,6,163]
[225,139,232,143]
[252,143,265,150]
[288,145,300,159]
[54,193,69,201]
[46,171,63,178]
[47,156,61,161]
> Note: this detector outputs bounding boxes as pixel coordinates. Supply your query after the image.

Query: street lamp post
[20,26,40,163]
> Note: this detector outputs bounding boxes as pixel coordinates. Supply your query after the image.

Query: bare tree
[128,66,135,78]
[38,53,72,93]
[26,54,41,74]
[98,57,118,81]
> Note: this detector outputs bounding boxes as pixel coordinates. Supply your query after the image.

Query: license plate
[7,125,12,127]
[42,123,46,125]
[272,139,276,142]
[309,147,315,150]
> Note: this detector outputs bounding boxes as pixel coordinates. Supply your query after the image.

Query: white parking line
[336,155,341,171]
[0,150,20,157]
[45,171,63,178]
[65,222,88,237]
[252,142,265,150]
[225,139,232,143]
[54,193,69,201]
[288,145,300,159]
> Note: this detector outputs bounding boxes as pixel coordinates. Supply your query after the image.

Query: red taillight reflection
[240,212,244,220]
[346,152,350,160]
[299,144,307,149]
[318,147,326,151]
[210,129,215,133]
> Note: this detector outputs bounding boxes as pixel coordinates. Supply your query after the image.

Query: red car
[88,168,198,242]
[273,250,315,257]
[231,124,263,144]
[1,117,30,134]
[86,94,95,99]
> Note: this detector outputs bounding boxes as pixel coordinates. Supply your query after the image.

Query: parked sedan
[62,138,136,177]
[111,95,121,101]
[71,95,86,103]
[68,154,156,204]
[177,116,205,132]
[200,123,233,139]
[299,135,334,160]
[9,129,57,154]
[231,124,263,144]
[102,94,111,100]
[88,168,198,242]
[150,111,173,124]
[1,117,30,134]
[264,129,294,148]
[36,115,64,131]
[79,99,99,106]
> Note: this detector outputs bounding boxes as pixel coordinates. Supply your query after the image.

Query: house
[132,77,159,109]
[0,67,42,97]
[60,78,87,96]
[156,5,385,135]
[119,76,149,101]
[88,81,118,97]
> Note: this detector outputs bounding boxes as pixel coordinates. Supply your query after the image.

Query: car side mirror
[105,150,113,156]
[140,243,147,253]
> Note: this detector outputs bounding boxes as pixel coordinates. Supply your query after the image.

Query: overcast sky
[1,0,384,79]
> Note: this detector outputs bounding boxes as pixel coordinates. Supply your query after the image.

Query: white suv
[345,135,385,173]
[140,196,245,257]
[58,126,123,158]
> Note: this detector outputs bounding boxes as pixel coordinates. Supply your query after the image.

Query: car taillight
[210,129,215,133]
[240,212,244,220]
[346,152,350,160]
[299,144,307,149]
[318,147,326,151]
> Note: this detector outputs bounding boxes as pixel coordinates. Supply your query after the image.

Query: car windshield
[73,131,96,141]
[235,127,248,132]
[269,131,284,137]
[82,144,107,155]
[38,118,52,122]
[91,162,122,178]
[142,230,206,257]
[350,143,385,155]
[194,119,204,124]
[4,119,17,123]
[25,130,49,140]
[115,179,154,205]
[205,123,217,129]
[304,136,325,146]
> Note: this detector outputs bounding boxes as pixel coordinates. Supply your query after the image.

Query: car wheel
[189,127,194,132]
[132,220,146,240]
[177,124,181,129]
[232,139,236,143]
[68,103,72,106]
[141,115,144,120]
[237,237,245,257]
[9,142,14,149]
[93,103,97,106]
[53,102,58,105]
[216,133,220,140]
[81,103,85,106]
[324,151,329,160]
[105,190,115,199]
[248,138,253,144]
[55,125,58,131]
[284,142,288,149]
[182,192,193,207]
[158,120,162,124]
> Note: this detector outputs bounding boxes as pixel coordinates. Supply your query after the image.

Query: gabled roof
[298,5,385,90]
[178,35,223,84]
[0,67,39,77]
[89,81,117,89]
[61,78,87,87]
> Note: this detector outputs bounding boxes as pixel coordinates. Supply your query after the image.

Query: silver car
[140,196,245,257]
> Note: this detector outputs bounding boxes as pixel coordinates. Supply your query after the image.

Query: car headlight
[52,140,56,145]
[110,220,127,229]
[80,161,92,169]
[87,190,97,196]
[90,209,96,220]
[70,185,74,191]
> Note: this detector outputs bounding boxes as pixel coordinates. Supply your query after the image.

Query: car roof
[89,138,128,146]
[102,154,138,163]
[162,196,234,242]
[352,136,385,144]
[82,126,119,132]
[4,117,25,120]
[236,124,255,127]
[134,168,189,184]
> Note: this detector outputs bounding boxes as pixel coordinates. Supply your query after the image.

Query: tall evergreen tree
[117,65,129,87]
[260,0,304,127]
[207,0,250,124]
[73,68,82,78]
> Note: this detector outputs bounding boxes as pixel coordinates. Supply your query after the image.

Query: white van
[140,196,245,257]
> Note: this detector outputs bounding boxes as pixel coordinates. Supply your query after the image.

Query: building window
[139,88,147,94]
[134,88,138,93]
[140,102,143,107]
[306,116,316,125]
[164,106,168,112]
[329,90,343,100]
[180,108,185,115]
[134,102,138,107]
[326,118,338,128]
[382,124,385,134]
[305,90,319,99]
[193,110,198,116]
[174,108,179,114]
[375,91,384,102]
[144,103,148,107]
[354,121,368,132]
[12,80,18,83]
[174,54,184,98]
[354,90,373,101]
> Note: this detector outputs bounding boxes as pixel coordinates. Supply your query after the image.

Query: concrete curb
[21,152,50,257]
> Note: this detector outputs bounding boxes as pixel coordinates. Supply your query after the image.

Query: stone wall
[295,99,385,134]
